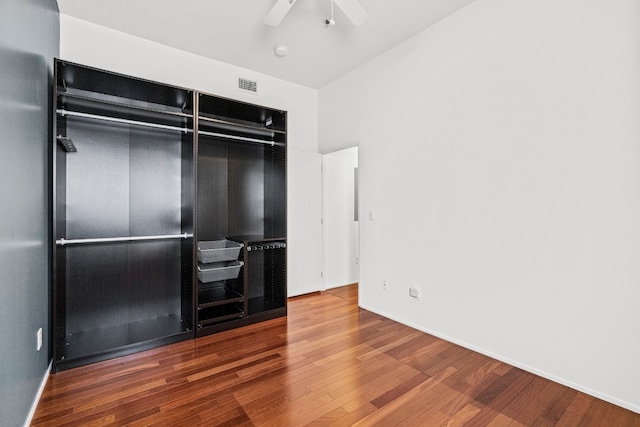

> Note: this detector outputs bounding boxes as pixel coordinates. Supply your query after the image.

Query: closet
[52,60,195,371]
[52,60,287,370]
[195,93,287,336]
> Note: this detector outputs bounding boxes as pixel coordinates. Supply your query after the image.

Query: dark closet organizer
[52,60,195,371]
[51,60,287,371]
[195,93,287,336]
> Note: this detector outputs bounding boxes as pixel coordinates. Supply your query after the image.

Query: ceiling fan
[263,0,370,27]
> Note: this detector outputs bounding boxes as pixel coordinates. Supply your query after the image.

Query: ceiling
[56,0,477,89]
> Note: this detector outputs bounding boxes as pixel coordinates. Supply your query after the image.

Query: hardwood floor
[33,285,640,426]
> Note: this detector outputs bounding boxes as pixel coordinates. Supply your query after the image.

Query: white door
[287,149,323,296]
[323,147,360,290]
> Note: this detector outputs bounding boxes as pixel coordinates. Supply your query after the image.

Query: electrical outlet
[409,286,421,299]
[382,279,388,291]
[355,256,359,265]
[37,328,42,351]
[369,210,376,221]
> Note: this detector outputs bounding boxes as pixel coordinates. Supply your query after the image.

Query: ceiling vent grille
[238,78,258,94]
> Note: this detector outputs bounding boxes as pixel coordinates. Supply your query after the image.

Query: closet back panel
[228,142,264,237]
[197,137,265,240]
[246,247,286,306]
[197,138,229,240]
[65,241,181,333]
[64,118,182,238]
[62,117,185,333]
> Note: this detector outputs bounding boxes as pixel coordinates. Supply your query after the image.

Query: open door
[322,146,360,290]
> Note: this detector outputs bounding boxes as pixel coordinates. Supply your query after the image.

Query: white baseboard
[325,281,358,290]
[359,303,640,415]
[24,360,51,427]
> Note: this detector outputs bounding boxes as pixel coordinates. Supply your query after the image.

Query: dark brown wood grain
[32,284,640,426]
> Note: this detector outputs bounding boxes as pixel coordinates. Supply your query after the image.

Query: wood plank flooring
[32,285,640,426]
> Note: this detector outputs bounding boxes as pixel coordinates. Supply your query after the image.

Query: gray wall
[0,0,59,425]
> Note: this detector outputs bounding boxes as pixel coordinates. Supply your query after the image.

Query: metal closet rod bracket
[56,233,193,246]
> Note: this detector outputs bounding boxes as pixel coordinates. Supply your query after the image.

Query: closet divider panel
[181,133,195,322]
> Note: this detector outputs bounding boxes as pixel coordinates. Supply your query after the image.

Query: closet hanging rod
[198,130,275,146]
[56,233,193,246]
[56,109,192,133]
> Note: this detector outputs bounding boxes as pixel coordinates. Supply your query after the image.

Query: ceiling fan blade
[333,0,370,26]
[263,0,297,26]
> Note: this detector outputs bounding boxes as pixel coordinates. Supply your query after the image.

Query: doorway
[322,146,360,290]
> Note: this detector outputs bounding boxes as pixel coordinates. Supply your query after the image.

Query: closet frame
[51,60,287,370]
[51,60,196,371]
[194,92,287,337]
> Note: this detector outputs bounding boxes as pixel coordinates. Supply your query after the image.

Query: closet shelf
[58,314,190,368]
[57,109,192,134]
[56,61,193,114]
[198,304,244,327]
[198,115,285,135]
[198,130,276,146]
[198,286,244,309]
[59,92,192,118]
[57,233,193,246]
[197,92,286,132]
[57,92,193,131]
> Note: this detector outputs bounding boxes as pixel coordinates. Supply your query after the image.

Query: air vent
[238,78,258,94]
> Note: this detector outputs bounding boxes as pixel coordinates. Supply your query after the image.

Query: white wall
[288,150,323,296]
[319,0,640,413]
[323,147,359,289]
[60,14,321,297]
